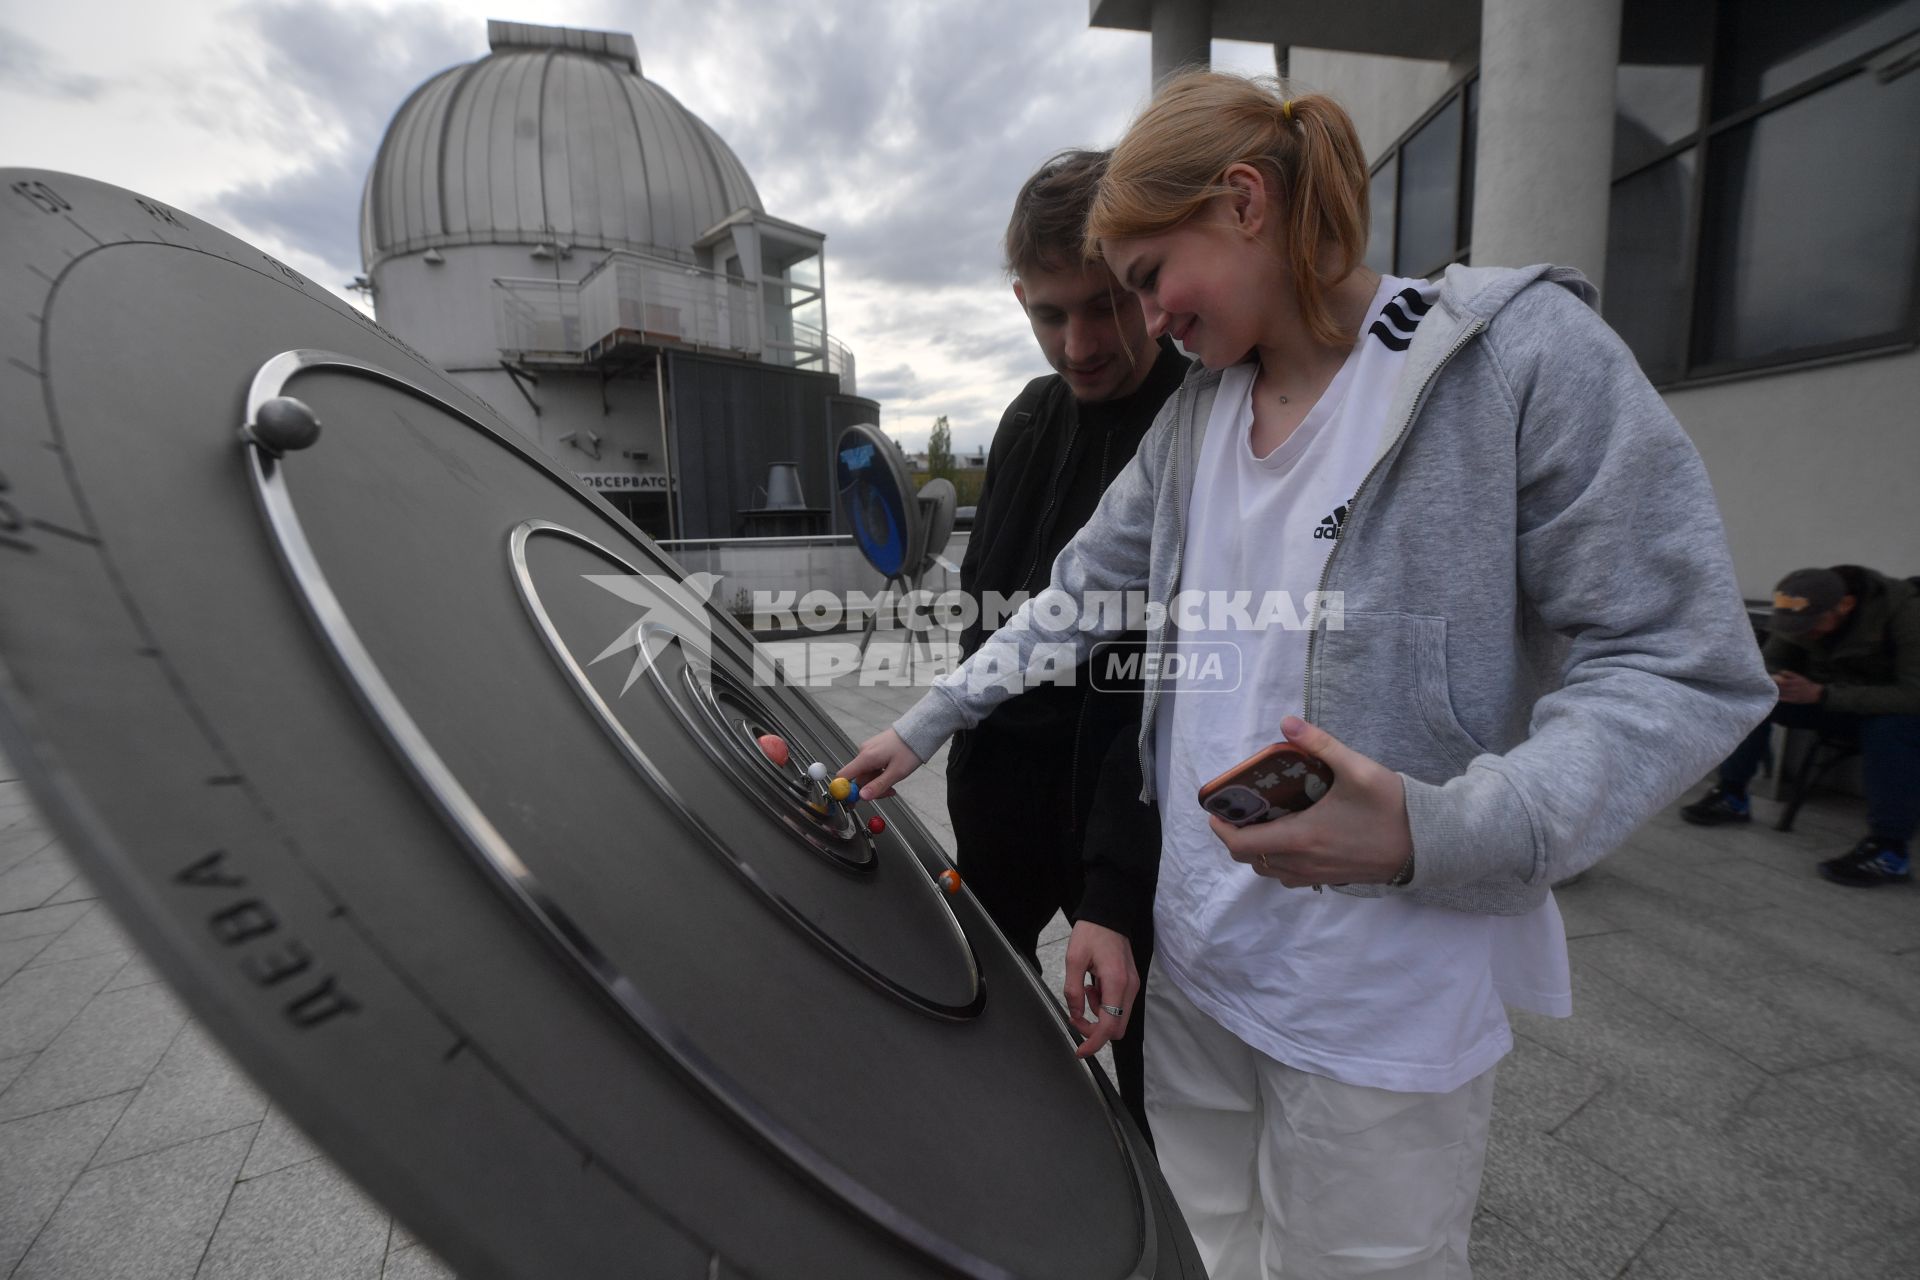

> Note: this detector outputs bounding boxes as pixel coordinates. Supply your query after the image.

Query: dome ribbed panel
[538,52,575,240]
[506,53,545,238]
[363,65,459,263]
[402,64,459,242]
[620,76,685,261]
[360,45,763,268]
[695,114,762,216]
[576,55,637,249]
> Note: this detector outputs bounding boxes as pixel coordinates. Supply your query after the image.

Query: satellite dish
[834,423,924,581]
[916,478,957,574]
[0,171,1200,1280]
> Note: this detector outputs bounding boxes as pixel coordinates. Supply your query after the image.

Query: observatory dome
[359,21,763,270]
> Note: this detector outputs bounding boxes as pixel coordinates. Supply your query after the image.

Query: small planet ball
[251,396,323,453]
[867,815,886,835]
[757,734,790,767]
[829,777,852,801]
[807,761,829,782]
[937,868,962,894]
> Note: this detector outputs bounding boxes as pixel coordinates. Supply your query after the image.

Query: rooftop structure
[360,20,763,270]
[358,20,871,541]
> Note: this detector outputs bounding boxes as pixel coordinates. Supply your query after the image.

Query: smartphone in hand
[1197,743,1335,827]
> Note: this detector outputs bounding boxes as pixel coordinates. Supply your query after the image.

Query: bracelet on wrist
[1388,849,1416,887]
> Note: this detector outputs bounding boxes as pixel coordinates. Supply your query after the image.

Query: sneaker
[1818,839,1913,889]
[1680,785,1751,826]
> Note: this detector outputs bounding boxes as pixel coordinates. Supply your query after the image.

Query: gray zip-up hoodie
[896,264,1775,915]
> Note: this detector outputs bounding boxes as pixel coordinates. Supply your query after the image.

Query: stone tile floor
[1,637,1917,1278]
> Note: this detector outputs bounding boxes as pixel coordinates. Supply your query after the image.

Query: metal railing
[492,250,856,395]
[579,252,762,359]
[492,278,583,359]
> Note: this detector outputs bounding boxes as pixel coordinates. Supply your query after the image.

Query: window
[1364,154,1398,276]
[1397,96,1464,278]
[1366,81,1475,278]
[1609,0,1920,381]
[1604,150,1696,383]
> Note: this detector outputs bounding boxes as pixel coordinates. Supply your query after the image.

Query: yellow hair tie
[1282,98,1295,122]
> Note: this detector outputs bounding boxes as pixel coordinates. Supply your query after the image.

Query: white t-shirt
[1152,275,1571,1095]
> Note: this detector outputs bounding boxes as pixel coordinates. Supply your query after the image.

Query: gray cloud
[0,26,106,99]
[180,0,1153,443]
[200,1,476,280]
[615,0,1143,292]
[858,363,922,403]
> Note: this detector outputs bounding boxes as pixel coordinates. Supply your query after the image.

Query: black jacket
[1766,565,1920,717]
[951,338,1188,935]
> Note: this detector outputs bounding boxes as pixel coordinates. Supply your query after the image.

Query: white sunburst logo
[582,571,725,696]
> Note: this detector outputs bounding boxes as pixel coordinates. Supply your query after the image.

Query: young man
[1683,565,1920,886]
[947,150,1187,1133]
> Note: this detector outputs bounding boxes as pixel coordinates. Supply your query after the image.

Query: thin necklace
[1256,365,1290,405]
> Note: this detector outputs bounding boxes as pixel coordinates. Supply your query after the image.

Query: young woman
[843,72,1772,1278]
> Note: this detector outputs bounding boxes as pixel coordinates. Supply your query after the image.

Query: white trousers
[1144,974,1496,1280]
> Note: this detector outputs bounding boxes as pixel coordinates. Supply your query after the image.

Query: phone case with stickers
[1197,743,1336,827]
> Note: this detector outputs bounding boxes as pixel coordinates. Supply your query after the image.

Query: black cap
[1770,568,1846,636]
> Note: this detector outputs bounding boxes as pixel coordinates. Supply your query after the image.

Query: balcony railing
[492,279,582,360]
[492,250,855,395]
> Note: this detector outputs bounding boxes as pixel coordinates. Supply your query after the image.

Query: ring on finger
[1101,1003,1124,1018]
[1257,851,1271,874]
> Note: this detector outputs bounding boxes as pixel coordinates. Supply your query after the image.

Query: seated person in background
[1683,565,1920,887]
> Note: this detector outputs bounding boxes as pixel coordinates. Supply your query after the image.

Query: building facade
[1093,0,1920,593]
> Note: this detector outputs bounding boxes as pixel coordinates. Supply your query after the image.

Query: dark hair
[1003,149,1109,279]
[1088,73,1371,347]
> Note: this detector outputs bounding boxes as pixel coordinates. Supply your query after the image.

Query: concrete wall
[1288,48,1461,161]
[1670,348,1920,596]
[447,367,669,484]
[372,244,586,370]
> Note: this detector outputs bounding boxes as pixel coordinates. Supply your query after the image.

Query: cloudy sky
[0,0,1277,454]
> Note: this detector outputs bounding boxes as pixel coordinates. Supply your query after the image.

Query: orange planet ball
[938,868,962,894]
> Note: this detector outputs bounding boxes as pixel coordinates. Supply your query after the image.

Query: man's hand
[1211,716,1414,888]
[1773,671,1824,705]
[838,728,923,799]
[1063,920,1138,1059]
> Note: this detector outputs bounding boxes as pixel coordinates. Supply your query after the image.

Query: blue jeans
[1721,705,1920,844]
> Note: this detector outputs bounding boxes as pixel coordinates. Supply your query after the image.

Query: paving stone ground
[1,636,1916,1278]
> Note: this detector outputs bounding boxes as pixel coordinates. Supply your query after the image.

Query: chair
[1774,728,1861,833]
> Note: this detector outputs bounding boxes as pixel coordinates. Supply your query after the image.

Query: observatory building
[359,20,875,539]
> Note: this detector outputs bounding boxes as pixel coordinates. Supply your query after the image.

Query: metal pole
[655,351,679,540]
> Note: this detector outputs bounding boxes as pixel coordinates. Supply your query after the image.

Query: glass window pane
[1365,154,1397,276]
[1460,78,1478,244]
[1698,68,1920,366]
[1604,149,1696,383]
[1614,0,1709,174]
[1713,0,1920,113]
[1396,95,1462,277]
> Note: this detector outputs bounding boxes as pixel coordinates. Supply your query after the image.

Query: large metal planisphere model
[0,171,1202,1279]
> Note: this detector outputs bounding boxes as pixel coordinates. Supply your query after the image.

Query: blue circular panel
[835,426,919,578]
